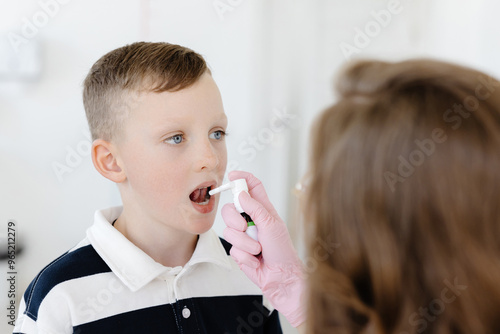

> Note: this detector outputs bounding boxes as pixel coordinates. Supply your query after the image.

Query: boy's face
[114,72,227,235]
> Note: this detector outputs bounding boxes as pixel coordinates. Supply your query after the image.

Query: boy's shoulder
[26,235,231,310]
[23,240,110,320]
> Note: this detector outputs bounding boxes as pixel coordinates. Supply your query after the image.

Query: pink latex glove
[221,171,307,328]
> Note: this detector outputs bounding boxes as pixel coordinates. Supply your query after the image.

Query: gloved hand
[221,171,307,328]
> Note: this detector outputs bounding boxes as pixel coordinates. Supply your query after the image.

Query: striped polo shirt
[13,206,282,333]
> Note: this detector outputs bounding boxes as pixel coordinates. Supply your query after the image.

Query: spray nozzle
[210,178,259,242]
[209,179,248,213]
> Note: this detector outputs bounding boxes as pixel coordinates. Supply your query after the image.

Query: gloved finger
[221,203,247,231]
[228,171,279,217]
[237,191,284,233]
[229,245,260,268]
[223,227,262,255]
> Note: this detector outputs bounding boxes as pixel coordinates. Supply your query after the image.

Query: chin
[189,216,215,235]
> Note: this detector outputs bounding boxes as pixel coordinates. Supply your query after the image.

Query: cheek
[123,148,186,194]
[218,145,228,172]
[144,170,187,211]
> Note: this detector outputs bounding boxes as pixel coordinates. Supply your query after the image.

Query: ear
[91,139,126,183]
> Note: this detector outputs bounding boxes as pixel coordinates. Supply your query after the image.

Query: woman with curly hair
[222,59,500,334]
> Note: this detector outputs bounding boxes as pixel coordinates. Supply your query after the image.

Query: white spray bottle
[209,179,259,241]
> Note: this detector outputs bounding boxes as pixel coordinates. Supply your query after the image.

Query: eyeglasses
[292,173,311,199]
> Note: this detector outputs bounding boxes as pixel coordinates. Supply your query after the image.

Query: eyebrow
[155,113,227,125]
[153,113,228,136]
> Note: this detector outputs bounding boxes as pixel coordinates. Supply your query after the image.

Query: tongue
[190,188,209,203]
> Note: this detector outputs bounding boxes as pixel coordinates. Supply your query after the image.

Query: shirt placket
[173,267,200,333]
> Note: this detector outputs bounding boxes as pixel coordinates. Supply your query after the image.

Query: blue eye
[165,134,184,145]
[209,130,226,140]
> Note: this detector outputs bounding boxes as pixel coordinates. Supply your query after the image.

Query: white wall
[2,0,500,333]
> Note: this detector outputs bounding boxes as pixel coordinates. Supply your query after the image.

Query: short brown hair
[305,59,500,333]
[83,42,209,141]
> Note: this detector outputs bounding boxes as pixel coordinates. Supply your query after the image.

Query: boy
[13,42,282,333]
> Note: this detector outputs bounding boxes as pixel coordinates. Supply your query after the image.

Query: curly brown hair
[305,59,500,334]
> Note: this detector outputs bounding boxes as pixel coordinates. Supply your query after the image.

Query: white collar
[86,206,232,292]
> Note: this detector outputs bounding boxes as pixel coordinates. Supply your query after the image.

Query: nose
[195,139,219,172]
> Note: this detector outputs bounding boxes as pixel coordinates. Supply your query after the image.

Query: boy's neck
[113,210,198,268]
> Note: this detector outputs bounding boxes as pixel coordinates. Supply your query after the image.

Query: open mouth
[189,186,212,206]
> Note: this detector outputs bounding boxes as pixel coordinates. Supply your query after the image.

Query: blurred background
[1,0,500,332]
